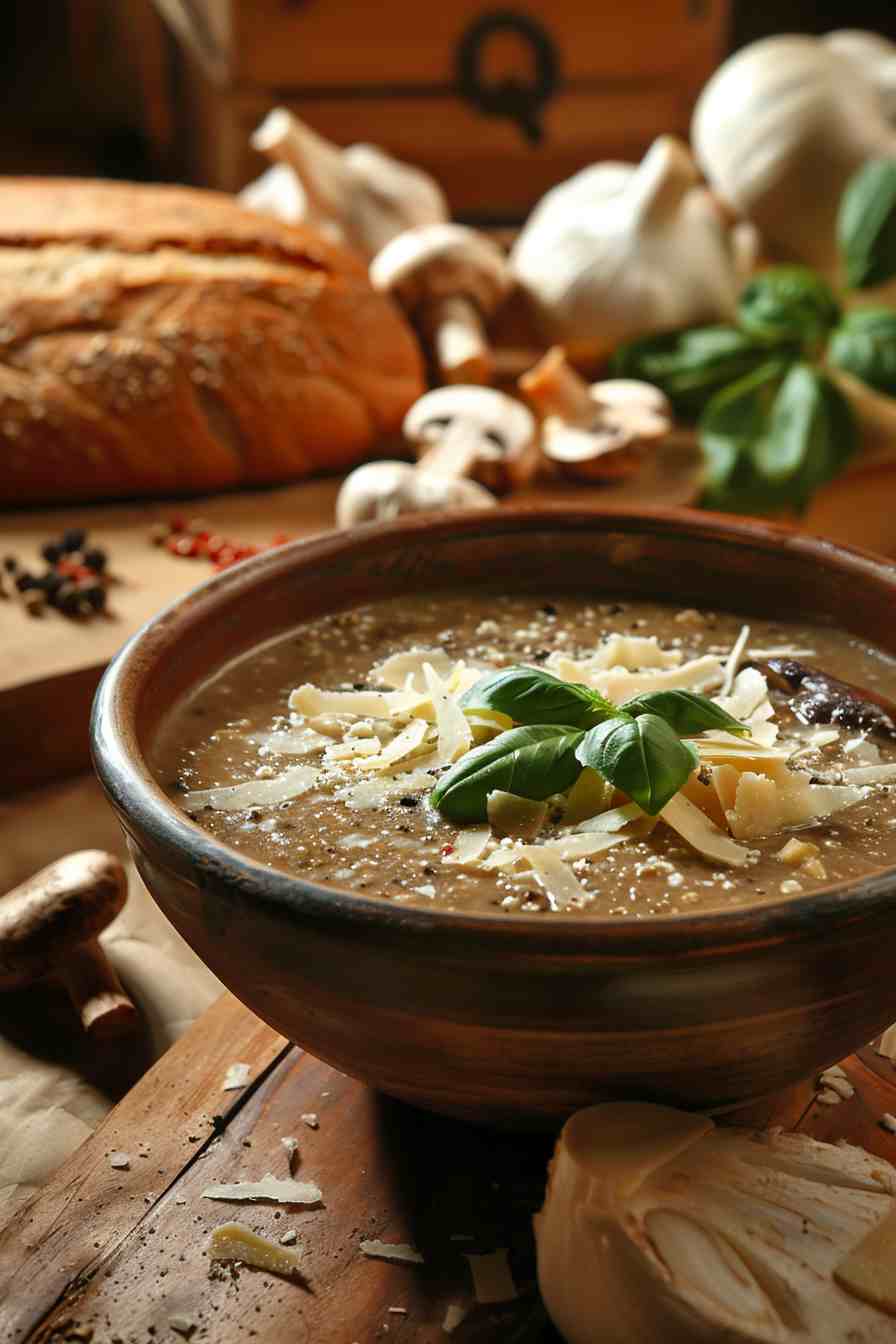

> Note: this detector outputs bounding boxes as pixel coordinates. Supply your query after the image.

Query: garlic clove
[536,1101,896,1344]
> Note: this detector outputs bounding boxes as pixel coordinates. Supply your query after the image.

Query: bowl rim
[91,503,896,955]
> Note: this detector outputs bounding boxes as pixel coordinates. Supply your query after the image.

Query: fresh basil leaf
[610,326,789,419]
[460,666,613,729]
[839,159,896,289]
[737,266,840,351]
[621,689,750,738]
[699,360,787,491]
[699,362,856,515]
[829,308,896,396]
[576,714,698,817]
[431,725,585,822]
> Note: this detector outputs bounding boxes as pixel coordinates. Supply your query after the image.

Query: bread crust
[0,179,424,504]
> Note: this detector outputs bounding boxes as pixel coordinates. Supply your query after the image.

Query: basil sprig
[432,668,749,821]
[838,159,896,290]
[737,266,840,352]
[829,308,896,396]
[609,326,784,418]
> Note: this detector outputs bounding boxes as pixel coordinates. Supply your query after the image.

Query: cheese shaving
[222,1062,251,1091]
[423,662,472,767]
[208,1221,303,1277]
[254,726,331,756]
[833,764,896,786]
[714,666,769,722]
[288,684,419,719]
[720,624,750,697]
[588,635,682,672]
[726,763,863,841]
[182,764,318,813]
[327,737,382,761]
[359,1239,424,1264]
[660,793,750,866]
[372,648,456,690]
[591,656,726,704]
[337,769,434,810]
[525,847,591,909]
[483,833,626,870]
[201,1173,321,1204]
[574,802,644,833]
[442,827,492,867]
[465,1249,518,1304]
[358,718,431,773]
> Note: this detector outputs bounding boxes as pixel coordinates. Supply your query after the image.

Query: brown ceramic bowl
[92,508,896,1127]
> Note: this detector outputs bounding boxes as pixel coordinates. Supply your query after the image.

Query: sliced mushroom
[370,224,513,385]
[520,347,672,482]
[0,851,138,1039]
[404,386,537,495]
[245,108,447,257]
[336,386,534,526]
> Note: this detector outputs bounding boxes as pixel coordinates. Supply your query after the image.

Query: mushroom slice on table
[370,224,513,385]
[520,346,672,481]
[335,387,533,526]
[0,851,137,1039]
[404,385,537,495]
[243,108,447,256]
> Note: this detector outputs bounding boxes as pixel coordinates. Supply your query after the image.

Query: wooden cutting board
[3,992,896,1344]
[0,455,701,794]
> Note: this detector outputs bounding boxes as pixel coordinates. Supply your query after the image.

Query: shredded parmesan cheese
[424,662,472,767]
[201,1173,321,1204]
[834,764,896,786]
[183,764,318,813]
[289,684,420,719]
[660,793,750,866]
[720,624,750,697]
[442,827,492,867]
[726,763,863,841]
[337,769,434,811]
[208,1221,303,1277]
[372,648,456,690]
[222,1062,251,1091]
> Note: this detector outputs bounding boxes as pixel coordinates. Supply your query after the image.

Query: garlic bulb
[693,35,896,277]
[536,1101,896,1344]
[510,136,742,364]
[824,31,896,123]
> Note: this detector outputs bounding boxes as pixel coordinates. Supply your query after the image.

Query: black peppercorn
[81,583,107,612]
[61,528,86,553]
[14,571,36,592]
[55,581,81,615]
[3,556,18,573]
[40,541,64,564]
[82,547,107,573]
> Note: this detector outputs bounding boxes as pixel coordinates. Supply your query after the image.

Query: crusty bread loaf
[0,179,424,504]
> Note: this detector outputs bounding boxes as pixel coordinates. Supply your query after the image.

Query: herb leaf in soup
[577,715,699,816]
[621,689,751,739]
[460,666,615,729]
[430,724,585,822]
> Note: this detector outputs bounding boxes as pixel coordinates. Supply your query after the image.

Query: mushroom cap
[403,386,535,462]
[370,223,512,314]
[0,850,127,989]
[336,458,495,527]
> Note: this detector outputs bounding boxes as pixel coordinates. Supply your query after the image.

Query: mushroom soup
[154,593,896,917]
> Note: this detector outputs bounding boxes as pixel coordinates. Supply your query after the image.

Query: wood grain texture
[3,991,896,1344]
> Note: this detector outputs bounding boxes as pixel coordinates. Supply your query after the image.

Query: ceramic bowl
[92,508,896,1126]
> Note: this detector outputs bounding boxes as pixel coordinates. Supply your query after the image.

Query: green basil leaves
[576,714,699,817]
[737,266,840,351]
[432,667,752,821]
[430,725,585,822]
[699,362,857,515]
[460,666,616,729]
[829,308,896,396]
[839,159,896,290]
[609,326,782,419]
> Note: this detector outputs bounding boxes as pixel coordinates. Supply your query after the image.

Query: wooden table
[2,991,895,1344]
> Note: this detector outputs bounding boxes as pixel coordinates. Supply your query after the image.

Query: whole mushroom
[520,347,672,482]
[336,386,534,526]
[0,850,137,1039]
[370,224,513,385]
[242,108,448,257]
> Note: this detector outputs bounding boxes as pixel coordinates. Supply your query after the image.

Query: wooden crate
[154,0,731,218]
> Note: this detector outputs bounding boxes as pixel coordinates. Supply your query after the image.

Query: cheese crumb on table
[301,1113,319,1129]
[208,1221,304,1278]
[222,1062,251,1091]
[201,1173,322,1204]
[168,1315,195,1337]
[359,1239,424,1264]
[108,1151,130,1170]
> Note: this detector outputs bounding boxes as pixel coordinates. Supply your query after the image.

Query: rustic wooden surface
[1,991,894,1344]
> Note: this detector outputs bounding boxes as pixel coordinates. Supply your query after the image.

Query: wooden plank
[0,994,286,1341]
[5,984,896,1344]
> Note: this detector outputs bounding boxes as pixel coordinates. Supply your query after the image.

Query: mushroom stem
[415,412,484,481]
[58,938,139,1040]
[421,295,492,386]
[519,347,597,425]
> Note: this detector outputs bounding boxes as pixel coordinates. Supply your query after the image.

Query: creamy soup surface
[154,593,896,918]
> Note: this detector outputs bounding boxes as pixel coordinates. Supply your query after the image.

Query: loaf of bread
[0,178,425,504]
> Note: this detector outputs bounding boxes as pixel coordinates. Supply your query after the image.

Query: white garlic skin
[510,136,741,363]
[693,35,896,277]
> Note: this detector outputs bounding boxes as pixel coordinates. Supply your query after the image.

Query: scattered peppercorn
[152,514,293,572]
[82,547,107,573]
[6,528,111,620]
[40,541,63,564]
[61,528,86,553]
